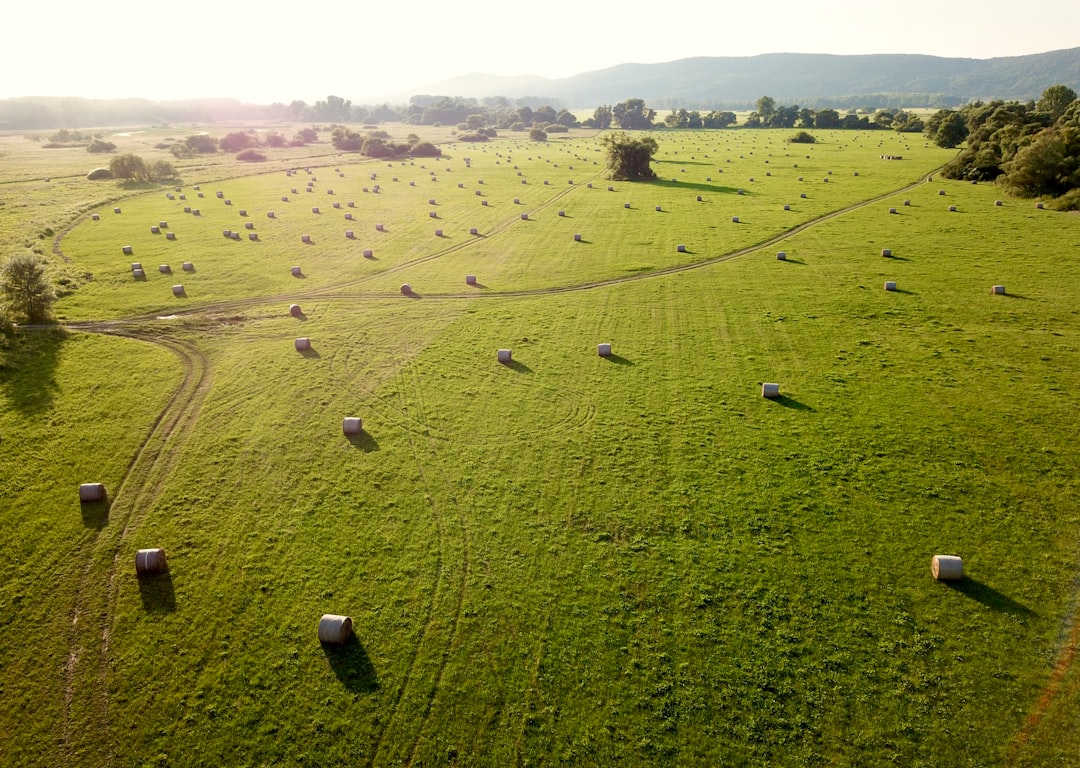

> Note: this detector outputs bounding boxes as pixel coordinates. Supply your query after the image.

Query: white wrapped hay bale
[573,234,582,242]
[172,285,184,297]
[79,483,106,502]
[295,337,311,352]
[597,343,612,357]
[881,248,892,257]
[776,252,787,261]
[159,265,171,274]
[677,244,686,253]
[122,245,133,255]
[465,275,477,285]
[289,304,302,317]
[318,614,353,644]
[931,555,964,581]
[135,548,168,575]
[884,281,897,291]
[342,417,363,435]
[991,285,1006,295]
[497,349,512,363]
[761,382,780,399]
[400,283,411,294]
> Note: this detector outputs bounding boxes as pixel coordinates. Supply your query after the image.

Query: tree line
[925,85,1080,206]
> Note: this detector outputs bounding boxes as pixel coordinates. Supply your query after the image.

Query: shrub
[411,142,441,157]
[529,128,548,141]
[220,132,257,153]
[184,134,218,154]
[87,139,116,153]
[236,149,267,162]
[0,253,55,323]
[1051,188,1080,211]
[788,131,816,144]
[546,124,568,133]
[264,132,286,148]
[458,132,489,142]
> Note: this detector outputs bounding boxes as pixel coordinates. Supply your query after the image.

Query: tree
[612,98,655,130]
[756,96,777,121]
[602,132,658,180]
[1037,85,1078,121]
[1,253,55,323]
[591,105,613,129]
[925,109,968,148]
[788,131,816,144]
[1002,130,1071,195]
[184,134,218,153]
[109,153,151,183]
[529,127,548,141]
[815,109,840,129]
[219,132,256,153]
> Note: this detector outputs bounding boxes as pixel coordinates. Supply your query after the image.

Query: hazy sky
[5,0,1076,104]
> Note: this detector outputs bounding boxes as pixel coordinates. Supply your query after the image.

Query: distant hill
[404,48,1080,109]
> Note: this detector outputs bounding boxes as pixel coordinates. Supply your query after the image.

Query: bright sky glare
[4,0,1076,104]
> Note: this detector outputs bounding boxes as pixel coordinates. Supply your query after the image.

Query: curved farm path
[58,160,1077,764]
[59,330,212,765]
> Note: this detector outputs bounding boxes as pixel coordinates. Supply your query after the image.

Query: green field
[3,126,1080,767]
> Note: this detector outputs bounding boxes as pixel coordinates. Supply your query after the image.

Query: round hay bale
[1036,202,1045,209]
[245,222,254,230]
[889,207,897,214]
[289,303,302,317]
[470,227,479,235]
[295,337,311,351]
[122,245,133,255]
[655,206,662,212]
[777,252,787,261]
[363,249,373,258]
[800,192,807,199]
[939,189,945,195]
[342,417,363,435]
[165,232,176,240]
[79,483,106,502]
[481,200,488,206]
[239,209,247,216]
[884,281,897,291]
[677,244,686,253]
[991,284,1006,295]
[182,262,194,271]
[573,233,582,241]
[222,230,232,238]
[172,284,184,297]
[881,248,892,257]
[931,554,964,581]
[400,283,411,295]
[347,201,355,208]
[333,202,341,209]
[132,268,145,279]
[282,196,289,202]
[224,199,232,206]
[466,275,477,285]
[114,207,122,214]
[268,211,276,218]
[497,349,512,363]
[249,233,257,241]
[312,207,320,214]
[376,223,384,231]
[92,214,100,221]
[783,204,790,211]
[345,213,354,221]
[150,226,160,235]
[429,211,437,218]
[731,216,739,223]
[135,548,168,575]
[597,343,612,357]
[159,264,171,274]
[318,614,353,644]
[558,210,566,217]
[761,382,780,399]
[345,230,354,239]
[435,229,443,236]
[995,200,1003,206]
[131,262,142,271]
[948,205,957,212]
[291,266,302,276]
[904,200,911,206]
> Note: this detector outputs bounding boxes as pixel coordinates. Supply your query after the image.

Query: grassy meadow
[3,125,1080,767]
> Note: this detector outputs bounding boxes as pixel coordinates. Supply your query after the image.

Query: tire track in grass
[60,329,211,766]
[367,346,469,768]
[1009,592,1080,760]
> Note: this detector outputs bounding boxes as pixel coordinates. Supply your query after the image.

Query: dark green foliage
[602,131,658,180]
[293,127,318,144]
[236,149,266,162]
[613,98,655,130]
[1037,85,1077,120]
[788,131,816,144]
[331,126,364,151]
[1,253,55,323]
[219,132,256,153]
[528,127,547,141]
[184,134,218,154]
[86,139,116,153]
[925,109,968,148]
[410,141,441,157]
[458,132,490,143]
[107,154,177,184]
[264,132,286,148]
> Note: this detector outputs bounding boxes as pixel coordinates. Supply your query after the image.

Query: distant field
[3,127,1080,767]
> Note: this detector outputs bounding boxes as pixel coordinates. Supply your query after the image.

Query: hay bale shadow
[772,394,815,412]
[945,578,1035,617]
[347,431,380,452]
[138,569,176,612]
[602,353,635,366]
[80,498,110,529]
[299,346,321,359]
[502,359,533,374]
[322,635,379,693]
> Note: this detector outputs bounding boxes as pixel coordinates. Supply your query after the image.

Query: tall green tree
[1037,84,1078,121]
[602,132,658,180]
[612,98,655,130]
[1,253,55,324]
